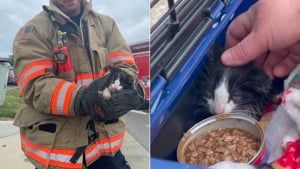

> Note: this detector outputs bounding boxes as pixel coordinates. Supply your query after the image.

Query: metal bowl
[177,113,266,166]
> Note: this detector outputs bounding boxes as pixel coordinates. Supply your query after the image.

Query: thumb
[221,32,266,66]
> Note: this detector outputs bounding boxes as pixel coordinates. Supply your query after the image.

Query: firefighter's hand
[74,75,110,120]
[74,76,145,121]
[95,89,145,121]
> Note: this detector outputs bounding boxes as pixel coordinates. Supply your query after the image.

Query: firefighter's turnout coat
[12,0,138,168]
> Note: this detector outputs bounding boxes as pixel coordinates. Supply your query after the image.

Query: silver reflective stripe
[77,78,93,86]
[22,139,83,166]
[22,140,49,161]
[55,82,72,115]
[109,56,134,64]
[19,65,52,87]
[85,137,124,159]
[50,153,83,164]
[110,137,124,148]
[85,142,110,159]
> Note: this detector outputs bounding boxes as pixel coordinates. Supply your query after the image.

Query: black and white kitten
[102,66,135,100]
[193,45,273,120]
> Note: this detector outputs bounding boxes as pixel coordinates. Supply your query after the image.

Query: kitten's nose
[214,104,225,114]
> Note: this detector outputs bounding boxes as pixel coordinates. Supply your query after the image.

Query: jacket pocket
[91,46,109,70]
[55,116,89,148]
[21,119,64,147]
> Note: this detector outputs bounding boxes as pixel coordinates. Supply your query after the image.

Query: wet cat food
[184,128,260,166]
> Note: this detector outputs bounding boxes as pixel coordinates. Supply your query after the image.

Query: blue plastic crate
[150,0,257,168]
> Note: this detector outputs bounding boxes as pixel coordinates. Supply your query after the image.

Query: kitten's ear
[105,65,114,73]
[107,65,119,73]
[107,65,113,70]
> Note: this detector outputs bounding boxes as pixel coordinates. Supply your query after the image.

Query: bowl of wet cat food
[177,114,266,167]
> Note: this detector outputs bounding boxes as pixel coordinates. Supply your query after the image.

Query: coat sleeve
[101,15,139,78]
[13,23,81,116]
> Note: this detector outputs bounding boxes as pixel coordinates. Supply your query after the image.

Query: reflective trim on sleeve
[76,74,93,86]
[75,72,106,86]
[51,81,76,116]
[108,52,135,65]
[17,60,54,94]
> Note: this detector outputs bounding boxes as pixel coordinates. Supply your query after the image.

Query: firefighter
[12,0,145,169]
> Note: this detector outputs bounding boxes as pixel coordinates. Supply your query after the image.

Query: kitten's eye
[230,94,242,101]
[205,90,214,99]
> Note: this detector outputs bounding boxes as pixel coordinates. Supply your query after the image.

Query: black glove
[94,89,145,121]
[74,75,145,121]
[74,75,109,118]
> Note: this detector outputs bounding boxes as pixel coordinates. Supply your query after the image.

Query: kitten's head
[193,45,272,120]
[107,66,135,92]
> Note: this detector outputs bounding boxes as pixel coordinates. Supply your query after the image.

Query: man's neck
[70,7,83,26]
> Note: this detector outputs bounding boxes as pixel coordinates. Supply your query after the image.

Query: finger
[262,51,287,78]
[253,53,267,68]
[221,31,267,66]
[288,41,300,56]
[272,42,300,77]
[273,53,300,77]
[225,10,254,49]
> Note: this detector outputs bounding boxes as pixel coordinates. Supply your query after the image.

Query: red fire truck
[130,41,150,105]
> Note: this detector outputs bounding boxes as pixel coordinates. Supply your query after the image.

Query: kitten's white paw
[102,88,111,100]
[209,161,255,169]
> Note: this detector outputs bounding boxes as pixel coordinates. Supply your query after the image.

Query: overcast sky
[0,0,150,57]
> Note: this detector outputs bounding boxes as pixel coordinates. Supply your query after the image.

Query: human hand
[75,75,145,121]
[221,0,300,78]
[74,75,111,119]
[93,89,145,121]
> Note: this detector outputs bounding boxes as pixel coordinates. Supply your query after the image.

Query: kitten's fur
[210,64,300,169]
[102,66,135,100]
[193,45,273,120]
